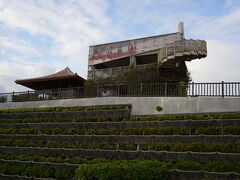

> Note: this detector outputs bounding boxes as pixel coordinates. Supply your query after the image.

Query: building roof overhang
[15,67,85,90]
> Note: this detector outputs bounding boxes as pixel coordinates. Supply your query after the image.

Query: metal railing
[88,63,155,79]
[0,82,239,103]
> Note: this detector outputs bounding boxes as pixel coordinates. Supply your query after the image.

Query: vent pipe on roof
[178,22,184,36]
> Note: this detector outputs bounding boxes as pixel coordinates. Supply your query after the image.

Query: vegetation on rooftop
[85,62,191,86]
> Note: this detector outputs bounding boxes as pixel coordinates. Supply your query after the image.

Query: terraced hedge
[1,138,240,153]
[0,113,239,123]
[0,162,72,179]
[0,105,130,114]
[1,134,239,145]
[1,153,240,175]
[75,160,240,180]
[1,146,240,163]
[0,107,240,179]
[1,126,240,135]
[2,119,240,129]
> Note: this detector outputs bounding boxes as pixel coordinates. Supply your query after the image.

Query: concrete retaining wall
[1,97,240,115]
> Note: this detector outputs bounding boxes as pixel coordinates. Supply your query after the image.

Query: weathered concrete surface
[0,97,240,115]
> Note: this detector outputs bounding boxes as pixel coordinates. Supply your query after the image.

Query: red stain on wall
[89,45,136,61]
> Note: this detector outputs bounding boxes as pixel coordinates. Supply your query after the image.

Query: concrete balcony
[88,39,207,79]
[88,64,156,79]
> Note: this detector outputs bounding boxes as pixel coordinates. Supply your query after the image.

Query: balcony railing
[88,63,155,79]
[0,82,239,103]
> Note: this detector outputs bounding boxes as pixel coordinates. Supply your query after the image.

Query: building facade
[88,22,207,80]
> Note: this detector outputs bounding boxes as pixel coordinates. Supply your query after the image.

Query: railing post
[118,84,120,96]
[140,83,143,96]
[164,82,167,96]
[165,45,168,57]
[173,42,176,55]
[192,82,194,96]
[43,90,45,100]
[96,85,99,97]
[222,81,224,98]
[59,88,61,99]
[27,90,29,101]
[12,91,14,102]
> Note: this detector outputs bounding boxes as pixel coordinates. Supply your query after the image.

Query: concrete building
[88,22,207,80]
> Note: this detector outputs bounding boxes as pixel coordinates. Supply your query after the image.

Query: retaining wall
[1,97,240,115]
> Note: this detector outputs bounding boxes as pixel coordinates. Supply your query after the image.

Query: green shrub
[156,106,163,112]
[75,160,169,180]
[0,96,7,103]
[55,168,71,179]
[1,113,240,124]
[0,163,59,178]
[0,105,129,114]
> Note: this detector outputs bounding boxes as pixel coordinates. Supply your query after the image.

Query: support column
[157,50,162,64]
[88,65,95,79]
[130,56,136,66]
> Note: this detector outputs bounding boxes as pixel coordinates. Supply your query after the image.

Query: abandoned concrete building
[87,22,207,81]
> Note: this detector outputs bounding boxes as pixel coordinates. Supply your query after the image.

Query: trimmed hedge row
[1,139,240,153]
[1,119,240,130]
[126,113,240,121]
[168,169,240,180]
[2,153,240,176]
[0,109,130,120]
[0,113,240,123]
[75,160,240,180]
[3,134,239,145]
[1,146,240,163]
[1,126,240,135]
[0,116,112,123]
[76,160,168,180]
[0,105,129,114]
[0,154,101,164]
[3,153,240,175]
[0,162,72,179]
[0,173,54,180]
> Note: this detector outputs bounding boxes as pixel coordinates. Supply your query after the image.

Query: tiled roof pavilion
[15,67,85,90]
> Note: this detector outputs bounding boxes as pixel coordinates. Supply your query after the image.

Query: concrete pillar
[130,56,136,66]
[178,22,184,36]
[157,50,161,64]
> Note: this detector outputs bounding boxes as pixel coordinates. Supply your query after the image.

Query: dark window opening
[136,54,158,65]
[94,57,130,69]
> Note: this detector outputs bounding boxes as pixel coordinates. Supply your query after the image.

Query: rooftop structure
[88,22,207,80]
[15,67,85,90]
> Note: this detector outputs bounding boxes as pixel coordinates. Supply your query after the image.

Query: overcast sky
[0,0,240,92]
